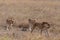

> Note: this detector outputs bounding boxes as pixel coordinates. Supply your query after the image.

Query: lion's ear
[28,18,32,21]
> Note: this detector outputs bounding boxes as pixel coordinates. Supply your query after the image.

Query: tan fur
[28,19,50,36]
[6,17,15,30]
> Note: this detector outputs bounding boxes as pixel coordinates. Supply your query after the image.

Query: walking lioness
[28,19,50,36]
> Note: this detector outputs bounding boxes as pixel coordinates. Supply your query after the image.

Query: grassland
[0,0,60,40]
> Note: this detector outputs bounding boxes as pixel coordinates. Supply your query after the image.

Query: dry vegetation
[0,0,60,40]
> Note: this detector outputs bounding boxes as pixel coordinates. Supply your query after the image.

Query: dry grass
[0,0,60,40]
[0,35,14,40]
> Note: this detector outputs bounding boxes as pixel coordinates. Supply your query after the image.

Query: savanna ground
[0,0,60,40]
